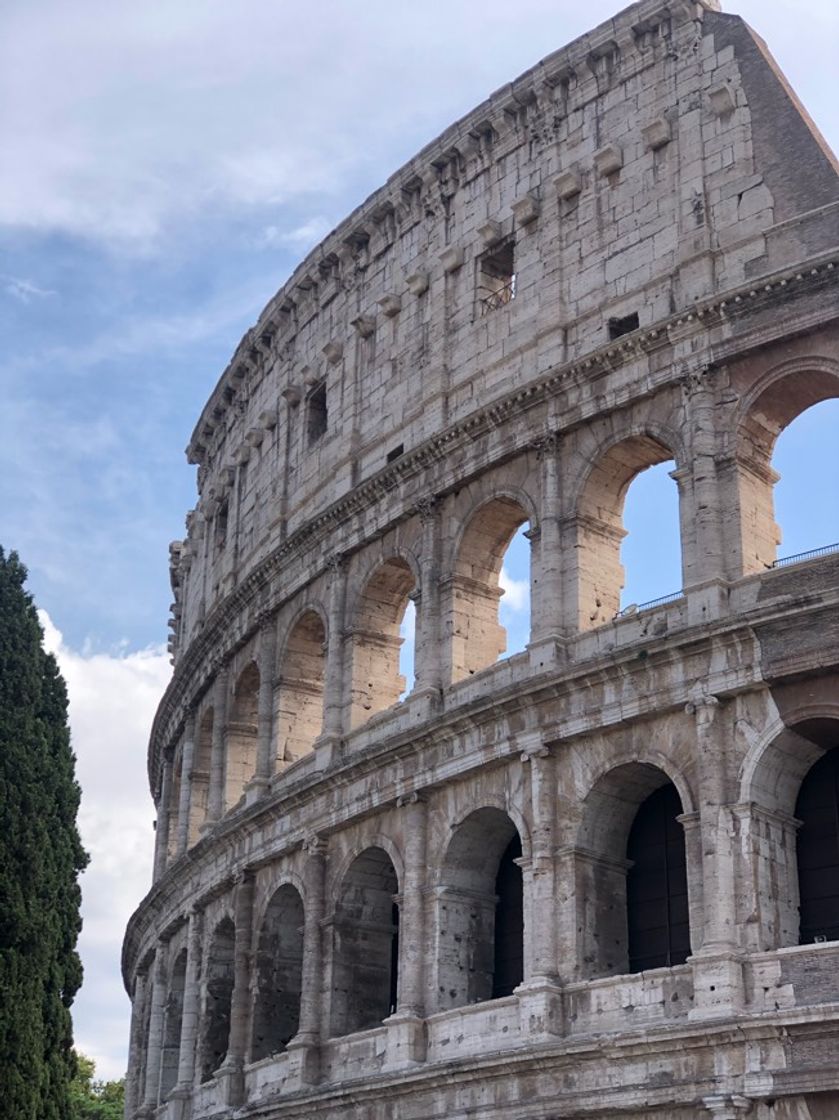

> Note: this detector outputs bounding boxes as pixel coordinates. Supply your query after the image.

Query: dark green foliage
[0,548,88,1120]
[69,1053,124,1120]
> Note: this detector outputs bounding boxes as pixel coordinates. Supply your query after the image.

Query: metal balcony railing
[771,542,839,568]
[615,591,685,619]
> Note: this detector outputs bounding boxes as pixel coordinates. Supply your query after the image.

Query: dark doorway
[796,746,839,944]
[626,783,690,971]
[492,833,523,997]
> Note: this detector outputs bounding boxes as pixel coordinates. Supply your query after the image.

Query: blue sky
[1,0,837,1082]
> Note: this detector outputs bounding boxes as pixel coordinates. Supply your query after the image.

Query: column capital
[517,732,550,762]
[396,790,428,808]
[326,552,348,576]
[702,1093,752,1119]
[302,832,328,858]
[685,690,721,728]
[533,432,560,458]
[679,361,718,397]
[412,494,439,522]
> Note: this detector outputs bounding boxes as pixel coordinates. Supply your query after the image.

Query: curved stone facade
[124,3,839,1118]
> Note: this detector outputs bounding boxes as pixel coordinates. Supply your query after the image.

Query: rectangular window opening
[608,312,639,340]
[307,382,328,445]
[386,444,404,463]
[479,241,516,315]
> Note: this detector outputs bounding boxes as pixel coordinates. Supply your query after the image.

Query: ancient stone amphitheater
[123,2,839,1117]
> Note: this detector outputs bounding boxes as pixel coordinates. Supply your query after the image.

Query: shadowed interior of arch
[437,808,523,1009]
[160,949,187,1098]
[251,885,304,1061]
[449,497,530,682]
[577,763,689,978]
[795,729,839,945]
[330,847,399,1037]
[200,918,235,1082]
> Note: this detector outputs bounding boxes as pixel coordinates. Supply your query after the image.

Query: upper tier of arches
[154,340,839,845]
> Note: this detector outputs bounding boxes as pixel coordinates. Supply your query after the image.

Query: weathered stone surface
[125,2,839,1118]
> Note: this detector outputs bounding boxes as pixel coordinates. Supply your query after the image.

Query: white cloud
[259,216,334,252]
[40,610,171,1081]
[2,274,56,302]
[499,566,530,612]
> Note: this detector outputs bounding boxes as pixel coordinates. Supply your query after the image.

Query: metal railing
[771,542,839,568]
[480,278,516,315]
[616,590,685,619]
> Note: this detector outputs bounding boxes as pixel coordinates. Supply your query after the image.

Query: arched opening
[772,399,839,560]
[448,497,531,682]
[226,662,259,809]
[796,740,839,945]
[159,949,187,1099]
[577,763,690,978]
[189,709,213,844]
[575,435,679,629]
[349,559,416,728]
[736,369,839,574]
[276,612,325,764]
[133,976,153,1112]
[627,784,690,971]
[437,808,523,1010]
[330,847,399,1036]
[199,918,235,1082]
[620,460,681,610]
[167,755,183,864]
[251,885,304,1061]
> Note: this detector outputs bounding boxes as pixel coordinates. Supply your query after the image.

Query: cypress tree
[0,548,88,1120]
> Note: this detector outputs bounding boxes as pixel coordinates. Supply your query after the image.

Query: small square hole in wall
[307,382,328,445]
[608,312,639,340]
[386,444,404,464]
[479,241,516,314]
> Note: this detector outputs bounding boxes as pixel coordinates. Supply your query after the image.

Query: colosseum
[122,2,839,1118]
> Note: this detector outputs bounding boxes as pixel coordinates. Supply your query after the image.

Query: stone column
[141,942,168,1114]
[175,711,196,857]
[203,664,229,827]
[153,753,174,883]
[216,872,255,1108]
[168,908,204,1114]
[529,434,566,664]
[287,835,327,1085]
[688,693,745,1018]
[517,736,564,1038]
[386,793,429,1067]
[317,556,347,764]
[681,365,728,622]
[247,617,278,801]
[125,969,149,1117]
[412,497,443,700]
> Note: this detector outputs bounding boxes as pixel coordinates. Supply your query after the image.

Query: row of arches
[150,739,839,1092]
[161,381,839,856]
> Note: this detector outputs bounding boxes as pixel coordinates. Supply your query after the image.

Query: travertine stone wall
[125,2,839,1118]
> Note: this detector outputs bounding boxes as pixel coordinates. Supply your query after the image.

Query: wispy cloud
[259,216,334,252]
[2,274,56,302]
[40,610,170,1080]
